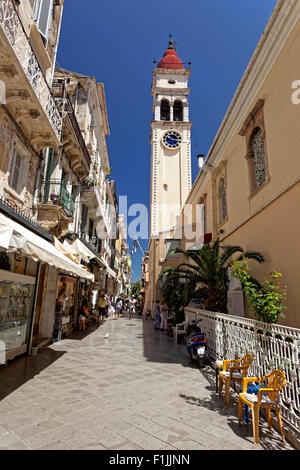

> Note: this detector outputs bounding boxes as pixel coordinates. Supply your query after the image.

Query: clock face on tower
[162,130,182,150]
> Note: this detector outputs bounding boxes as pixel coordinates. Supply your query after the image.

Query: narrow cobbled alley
[0,317,294,450]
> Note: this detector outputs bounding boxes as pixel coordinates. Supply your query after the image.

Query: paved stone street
[0,316,294,450]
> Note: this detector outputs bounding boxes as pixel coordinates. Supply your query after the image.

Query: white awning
[0,213,94,281]
[62,238,95,264]
[104,262,117,279]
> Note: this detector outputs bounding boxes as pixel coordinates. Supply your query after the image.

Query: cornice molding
[238,99,265,136]
[153,88,190,96]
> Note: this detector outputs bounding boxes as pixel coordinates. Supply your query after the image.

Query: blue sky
[57,0,277,282]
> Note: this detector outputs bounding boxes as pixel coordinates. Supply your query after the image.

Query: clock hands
[163,131,181,148]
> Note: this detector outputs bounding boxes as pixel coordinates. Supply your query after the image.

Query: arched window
[218,178,227,224]
[250,127,267,189]
[160,99,170,121]
[173,100,183,121]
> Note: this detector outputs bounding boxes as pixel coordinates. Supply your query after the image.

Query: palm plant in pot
[161,239,265,313]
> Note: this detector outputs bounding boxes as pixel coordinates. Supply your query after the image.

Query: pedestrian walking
[115,298,122,320]
[154,300,161,329]
[129,297,137,319]
[97,294,107,324]
[160,303,168,331]
[79,302,89,332]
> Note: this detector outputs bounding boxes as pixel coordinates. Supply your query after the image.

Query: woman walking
[154,300,161,329]
[97,294,107,324]
[115,298,122,320]
[79,302,89,332]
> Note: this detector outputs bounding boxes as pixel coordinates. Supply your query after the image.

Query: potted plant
[50,193,58,203]
[230,258,287,324]
[161,239,264,313]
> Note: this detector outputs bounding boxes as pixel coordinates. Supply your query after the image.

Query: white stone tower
[146,37,192,309]
[150,36,192,238]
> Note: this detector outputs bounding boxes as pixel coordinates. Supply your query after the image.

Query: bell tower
[146,37,192,309]
[150,36,192,237]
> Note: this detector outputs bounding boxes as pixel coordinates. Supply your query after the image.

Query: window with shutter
[81,205,88,234]
[10,150,22,192]
[36,0,53,40]
[43,147,54,202]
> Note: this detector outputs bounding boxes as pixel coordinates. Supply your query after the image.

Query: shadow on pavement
[179,367,293,451]
[142,316,199,369]
[0,347,66,401]
[66,319,104,341]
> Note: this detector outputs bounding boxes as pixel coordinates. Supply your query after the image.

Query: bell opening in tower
[160,99,170,121]
[173,100,183,122]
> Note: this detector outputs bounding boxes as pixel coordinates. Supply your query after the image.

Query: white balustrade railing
[185,306,300,434]
[0,0,62,141]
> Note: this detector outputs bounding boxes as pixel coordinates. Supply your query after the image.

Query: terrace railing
[0,0,62,141]
[42,179,75,218]
[185,306,300,435]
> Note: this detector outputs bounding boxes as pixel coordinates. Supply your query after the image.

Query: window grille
[218,178,227,224]
[252,129,266,188]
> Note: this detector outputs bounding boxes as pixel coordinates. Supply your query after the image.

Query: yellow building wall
[183,14,300,328]
[223,183,300,328]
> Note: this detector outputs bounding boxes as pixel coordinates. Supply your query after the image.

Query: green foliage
[160,276,192,324]
[231,259,287,324]
[130,280,141,298]
[161,239,264,313]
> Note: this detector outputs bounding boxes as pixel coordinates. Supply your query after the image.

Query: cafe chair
[238,369,287,445]
[218,353,254,407]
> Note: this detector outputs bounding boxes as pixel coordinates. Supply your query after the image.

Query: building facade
[0,0,127,362]
[148,1,300,329]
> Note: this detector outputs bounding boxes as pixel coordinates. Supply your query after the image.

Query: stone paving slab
[0,316,295,450]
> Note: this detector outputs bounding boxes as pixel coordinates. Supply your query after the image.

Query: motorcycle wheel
[197,357,204,368]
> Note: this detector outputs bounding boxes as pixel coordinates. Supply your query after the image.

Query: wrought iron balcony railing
[42,180,75,218]
[52,80,91,167]
[0,196,53,241]
[0,0,62,141]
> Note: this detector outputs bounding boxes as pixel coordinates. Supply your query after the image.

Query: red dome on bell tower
[157,35,184,70]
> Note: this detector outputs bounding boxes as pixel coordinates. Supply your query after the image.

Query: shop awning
[0,213,94,281]
[62,238,96,264]
[54,237,80,264]
[104,262,117,279]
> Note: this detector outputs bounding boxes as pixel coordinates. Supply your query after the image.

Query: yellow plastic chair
[238,370,287,445]
[218,354,254,407]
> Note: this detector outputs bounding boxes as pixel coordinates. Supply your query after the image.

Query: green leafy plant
[159,275,195,324]
[161,239,264,313]
[130,280,141,298]
[231,259,287,324]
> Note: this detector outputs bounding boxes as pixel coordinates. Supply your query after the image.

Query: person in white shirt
[115,298,122,320]
[129,297,137,319]
[160,303,168,331]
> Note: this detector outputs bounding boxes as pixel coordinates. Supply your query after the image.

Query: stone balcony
[0,0,62,149]
[37,179,75,238]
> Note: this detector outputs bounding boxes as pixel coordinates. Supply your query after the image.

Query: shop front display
[55,276,78,338]
[0,270,36,361]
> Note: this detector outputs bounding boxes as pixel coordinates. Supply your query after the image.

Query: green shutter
[43,148,54,203]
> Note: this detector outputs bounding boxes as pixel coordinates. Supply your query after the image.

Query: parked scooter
[186,320,207,368]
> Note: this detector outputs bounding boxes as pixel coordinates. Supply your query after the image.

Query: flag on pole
[131,239,139,255]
